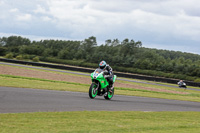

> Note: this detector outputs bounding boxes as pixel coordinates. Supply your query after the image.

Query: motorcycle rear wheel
[89,83,98,99]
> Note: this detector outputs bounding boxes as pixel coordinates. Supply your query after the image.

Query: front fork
[93,82,99,92]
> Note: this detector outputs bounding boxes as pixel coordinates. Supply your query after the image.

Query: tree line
[0,36,200,82]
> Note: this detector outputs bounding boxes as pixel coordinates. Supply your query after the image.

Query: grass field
[1,111,200,133]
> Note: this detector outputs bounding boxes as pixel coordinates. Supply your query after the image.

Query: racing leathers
[100,64,114,90]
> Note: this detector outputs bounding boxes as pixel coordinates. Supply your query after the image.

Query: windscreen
[95,68,104,73]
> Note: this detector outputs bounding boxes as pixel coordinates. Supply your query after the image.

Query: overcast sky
[0,0,200,54]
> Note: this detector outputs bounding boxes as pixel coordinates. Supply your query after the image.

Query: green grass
[0,74,89,92]
[1,74,200,102]
[118,78,200,91]
[1,111,200,133]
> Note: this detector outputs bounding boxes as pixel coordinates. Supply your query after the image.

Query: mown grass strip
[117,87,189,96]
[117,87,200,97]
[0,111,200,133]
[0,74,89,86]
[0,74,89,92]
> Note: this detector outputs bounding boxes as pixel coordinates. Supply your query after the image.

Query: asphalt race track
[0,87,200,113]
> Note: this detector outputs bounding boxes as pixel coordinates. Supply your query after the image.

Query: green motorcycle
[89,68,117,100]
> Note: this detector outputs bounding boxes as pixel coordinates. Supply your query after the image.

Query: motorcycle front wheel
[89,83,98,99]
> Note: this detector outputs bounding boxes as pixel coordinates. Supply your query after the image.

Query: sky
[0,0,200,54]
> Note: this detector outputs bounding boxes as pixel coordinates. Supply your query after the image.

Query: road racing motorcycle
[89,68,117,100]
[178,82,187,89]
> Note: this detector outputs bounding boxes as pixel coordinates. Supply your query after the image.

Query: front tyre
[89,83,98,99]
[104,88,114,100]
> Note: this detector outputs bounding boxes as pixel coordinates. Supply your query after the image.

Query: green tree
[0,46,7,56]
[58,48,69,59]
[5,36,31,47]
[81,36,97,54]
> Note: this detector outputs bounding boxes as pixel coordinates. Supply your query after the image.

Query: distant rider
[178,80,187,88]
[99,60,114,92]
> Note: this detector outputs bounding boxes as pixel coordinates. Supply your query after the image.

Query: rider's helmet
[99,60,106,69]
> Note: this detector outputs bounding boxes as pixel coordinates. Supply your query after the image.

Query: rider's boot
[108,83,114,93]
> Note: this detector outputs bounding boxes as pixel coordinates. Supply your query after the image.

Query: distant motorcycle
[178,80,187,88]
[89,68,117,100]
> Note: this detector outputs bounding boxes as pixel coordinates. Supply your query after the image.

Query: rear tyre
[104,88,114,100]
[89,83,98,99]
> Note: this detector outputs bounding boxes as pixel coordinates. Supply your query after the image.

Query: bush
[194,78,200,83]
[23,54,31,59]
[32,56,39,62]
[5,53,13,59]
[16,55,23,60]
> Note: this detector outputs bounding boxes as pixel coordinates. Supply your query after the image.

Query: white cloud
[9,8,19,13]
[41,16,51,21]
[143,42,200,55]
[0,0,4,5]
[0,32,79,42]
[16,14,32,21]
[43,0,200,41]
[174,12,200,41]
[34,4,47,14]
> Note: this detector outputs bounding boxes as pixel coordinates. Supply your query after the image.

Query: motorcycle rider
[99,60,114,92]
[178,80,187,88]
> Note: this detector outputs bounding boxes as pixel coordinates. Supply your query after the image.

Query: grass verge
[1,74,200,102]
[1,111,200,133]
[0,74,89,92]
